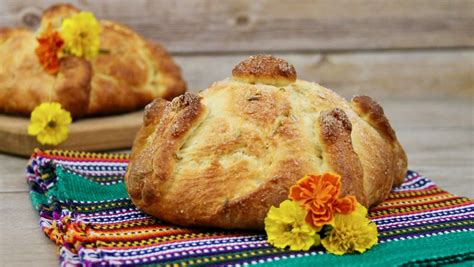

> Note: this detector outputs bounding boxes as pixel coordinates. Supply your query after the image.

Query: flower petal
[61,12,101,59]
[321,204,378,255]
[289,173,348,228]
[35,24,64,74]
[28,102,72,145]
[333,195,356,214]
[264,200,319,251]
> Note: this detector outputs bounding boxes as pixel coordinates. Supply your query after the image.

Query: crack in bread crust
[351,95,408,188]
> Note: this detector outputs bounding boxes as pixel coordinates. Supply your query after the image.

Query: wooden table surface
[1,0,473,266]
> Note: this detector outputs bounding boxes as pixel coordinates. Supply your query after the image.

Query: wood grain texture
[397,128,474,193]
[176,50,474,100]
[0,193,58,266]
[0,111,143,157]
[1,0,473,53]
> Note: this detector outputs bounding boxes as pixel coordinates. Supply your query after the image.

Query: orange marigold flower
[289,173,356,228]
[35,25,64,74]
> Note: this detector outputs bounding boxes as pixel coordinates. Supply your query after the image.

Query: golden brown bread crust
[351,95,408,187]
[0,4,185,118]
[125,55,408,230]
[125,98,169,201]
[232,54,296,86]
[40,3,79,31]
[317,108,367,207]
[54,56,93,116]
[126,93,210,225]
[351,95,396,141]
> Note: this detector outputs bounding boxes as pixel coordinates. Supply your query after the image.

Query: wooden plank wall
[2,0,473,52]
[1,0,472,100]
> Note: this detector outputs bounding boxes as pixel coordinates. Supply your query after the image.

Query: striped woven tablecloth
[27,150,474,266]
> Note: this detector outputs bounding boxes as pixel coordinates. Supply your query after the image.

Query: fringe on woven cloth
[27,150,474,267]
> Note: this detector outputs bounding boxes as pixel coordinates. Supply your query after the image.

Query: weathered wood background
[3,0,474,52]
[0,0,473,266]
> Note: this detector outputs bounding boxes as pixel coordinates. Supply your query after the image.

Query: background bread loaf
[0,4,186,118]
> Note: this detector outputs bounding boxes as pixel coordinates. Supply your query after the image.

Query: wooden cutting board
[0,111,143,157]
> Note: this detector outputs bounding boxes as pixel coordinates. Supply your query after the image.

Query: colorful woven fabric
[27,150,474,267]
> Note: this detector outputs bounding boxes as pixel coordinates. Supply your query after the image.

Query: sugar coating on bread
[232,54,296,86]
[125,55,407,230]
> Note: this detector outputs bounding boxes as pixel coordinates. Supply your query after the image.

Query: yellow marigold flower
[28,102,72,146]
[265,200,321,251]
[321,203,378,255]
[61,12,101,59]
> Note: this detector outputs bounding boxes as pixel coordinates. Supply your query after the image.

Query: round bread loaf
[0,4,185,118]
[125,55,407,230]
